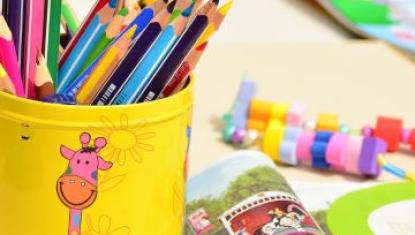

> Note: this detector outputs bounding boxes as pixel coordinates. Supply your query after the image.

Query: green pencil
[44,0,62,84]
[61,0,80,35]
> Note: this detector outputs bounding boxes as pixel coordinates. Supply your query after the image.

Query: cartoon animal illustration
[56,132,113,235]
[258,206,306,235]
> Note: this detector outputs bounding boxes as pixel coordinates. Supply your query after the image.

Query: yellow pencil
[76,25,137,105]
[0,63,16,95]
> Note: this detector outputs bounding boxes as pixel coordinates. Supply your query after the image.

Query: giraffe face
[57,175,98,210]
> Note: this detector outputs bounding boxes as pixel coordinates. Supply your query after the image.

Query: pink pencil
[23,0,45,99]
[0,15,25,97]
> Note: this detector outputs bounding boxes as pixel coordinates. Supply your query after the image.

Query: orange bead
[249,99,273,123]
[247,118,267,132]
[316,113,339,131]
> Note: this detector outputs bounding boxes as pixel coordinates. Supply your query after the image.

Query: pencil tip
[109,0,118,8]
[0,63,6,77]
[119,6,129,16]
[127,25,138,38]
[196,42,208,51]
[219,0,233,15]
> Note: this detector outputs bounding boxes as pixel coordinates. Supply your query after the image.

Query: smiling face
[57,175,97,210]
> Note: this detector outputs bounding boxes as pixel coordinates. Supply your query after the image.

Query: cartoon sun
[91,114,156,166]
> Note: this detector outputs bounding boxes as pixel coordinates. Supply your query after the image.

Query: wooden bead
[316,113,339,132]
[247,118,267,132]
[232,128,246,145]
[326,133,348,170]
[409,129,415,152]
[233,80,256,129]
[358,137,387,177]
[315,131,333,142]
[271,103,290,122]
[279,127,302,165]
[345,136,364,175]
[303,120,316,131]
[312,142,330,169]
[374,116,402,152]
[262,120,285,161]
[249,99,273,123]
[222,124,236,143]
[242,129,260,148]
[286,102,305,126]
[296,132,315,164]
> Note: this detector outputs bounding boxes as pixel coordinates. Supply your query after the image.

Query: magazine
[185,151,325,235]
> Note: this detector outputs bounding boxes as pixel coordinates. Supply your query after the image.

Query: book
[185,151,326,235]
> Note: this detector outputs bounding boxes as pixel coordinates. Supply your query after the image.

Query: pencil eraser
[358,137,387,177]
[315,131,333,143]
[409,129,415,152]
[247,118,267,132]
[280,141,298,166]
[326,133,348,170]
[311,142,330,169]
[249,99,273,123]
[262,120,285,162]
[374,116,402,152]
[345,136,364,175]
[296,132,315,164]
[316,113,339,132]
[233,80,257,129]
[286,102,305,126]
[271,103,290,123]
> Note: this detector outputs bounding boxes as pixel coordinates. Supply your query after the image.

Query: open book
[184,151,326,235]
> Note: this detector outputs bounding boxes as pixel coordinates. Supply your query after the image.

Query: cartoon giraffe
[56,132,113,235]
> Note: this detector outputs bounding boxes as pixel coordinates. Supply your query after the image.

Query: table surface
[191,41,415,183]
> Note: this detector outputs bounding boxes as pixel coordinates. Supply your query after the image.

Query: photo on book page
[316,0,415,53]
[185,151,325,235]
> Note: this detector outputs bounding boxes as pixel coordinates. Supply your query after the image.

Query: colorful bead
[233,80,257,129]
[401,129,411,144]
[242,129,260,148]
[311,142,330,169]
[409,129,415,152]
[303,120,316,131]
[249,99,273,123]
[361,126,373,137]
[222,124,236,143]
[262,120,285,161]
[326,133,348,170]
[358,137,387,177]
[338,124,351,134]
[271,103,290,123]
[247,118,267,132]
[296,132,315,164]
[279,127,302,165]
[232,128,246,145]
[286,102,305,126]
[315,131,333,142]
[316,113,339,132]
[345,136,364,175]
[374,116,402,152]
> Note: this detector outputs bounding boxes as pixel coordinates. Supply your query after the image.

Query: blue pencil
[57,0,117,93]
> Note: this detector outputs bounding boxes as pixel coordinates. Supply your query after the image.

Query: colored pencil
[23,0,46,99]
[0,15,24,97]
[111,12,190,105]
[136,2,216,102]
[4,1,25,71]
[123,2,141,27]
[44,0,62,84]
[57,0,118,93]
[61,0,80,35]
[170,0,192,21]
[92,0,176,105]
[76,26,136,105]
[35,53,54,100]
[59,0,110,68]
[81,7,129,72]
[161,41,208,97]
[0,63,16,95]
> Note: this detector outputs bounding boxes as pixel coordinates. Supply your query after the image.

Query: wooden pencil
[81,6,129,72]
[44,0,62,84]
[136,1,216,102]
[35,53,54,100]
[92,1,176,105]
[4,0,26,71]
[61,0,80,35]
[170,0,192,21]
[0,63,16,95]
[59,0,110,68]
[57,0,117,93]
[0,15,24,97]
[76,25,136,105]
[111,12,190,105]
[123,2,142,27]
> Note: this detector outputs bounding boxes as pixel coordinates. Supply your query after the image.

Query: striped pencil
[0,63,16,95]
[35,53,54,100]
[59,0,109,68]
[136,1,216,102]
[76,26,136,105]
[57,0,118,93]
[111,11,190,105]
[0,15,24,97]
[23,0,45,99]
[81,7,129,71]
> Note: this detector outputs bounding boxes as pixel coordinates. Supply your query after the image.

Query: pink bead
[296,132,315,164]
[326,133,348,170]
[401,129,411,144]
[345,136,364,175]
[361,126,373,137]
[286,102,305,127]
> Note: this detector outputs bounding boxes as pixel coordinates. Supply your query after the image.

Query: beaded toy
[222,79,415,181]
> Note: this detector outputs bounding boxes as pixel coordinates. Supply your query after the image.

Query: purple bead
[401,129,411,144]
[232,129,246,145]
[361,126,374,137]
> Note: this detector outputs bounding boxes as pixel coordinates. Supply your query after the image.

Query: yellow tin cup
[0,79,194,235]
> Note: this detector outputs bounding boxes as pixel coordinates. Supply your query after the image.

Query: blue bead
[315,131,333,142]
[311,142,330,169]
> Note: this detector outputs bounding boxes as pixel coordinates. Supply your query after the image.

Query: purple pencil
[5,0,25,71]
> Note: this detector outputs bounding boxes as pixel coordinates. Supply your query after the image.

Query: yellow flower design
[92,114,156,166]
[84,215,130,235]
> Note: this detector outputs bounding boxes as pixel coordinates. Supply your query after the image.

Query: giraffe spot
[91,171,97,181]
[73,214,81,226]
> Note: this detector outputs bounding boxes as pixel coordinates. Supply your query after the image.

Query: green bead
[222,124,236,143]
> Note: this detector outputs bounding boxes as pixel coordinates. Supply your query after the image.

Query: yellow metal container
[0,79,194,235]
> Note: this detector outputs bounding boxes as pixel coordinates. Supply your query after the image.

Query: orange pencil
[0,63,16,95]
